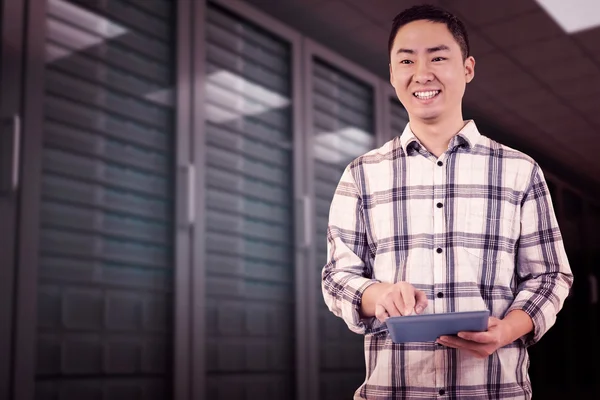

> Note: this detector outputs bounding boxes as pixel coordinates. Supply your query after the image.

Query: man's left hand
[436,317,511,358]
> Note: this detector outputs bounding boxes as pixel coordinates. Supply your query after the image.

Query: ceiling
[241,0,600,190]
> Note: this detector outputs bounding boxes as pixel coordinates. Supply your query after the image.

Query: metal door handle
[187,164,195,225]
[12,115,20,191]
[177,164,195,228]
[303,195,312,249]
[590,274,598,305]
[1,114,20,194]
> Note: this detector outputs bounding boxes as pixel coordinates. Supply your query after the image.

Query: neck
[409,113,467,158]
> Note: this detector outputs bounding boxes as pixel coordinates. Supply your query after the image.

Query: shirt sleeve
[321,165,382,335]
[506,164,574,346]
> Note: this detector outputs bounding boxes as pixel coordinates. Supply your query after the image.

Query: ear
[465,56,475,83]
[389,63,394,85]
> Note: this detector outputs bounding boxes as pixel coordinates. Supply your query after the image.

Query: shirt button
[437,292,444,298]
[436,202,443,208]
[436,248,443,254]
[437,161,443,166]
[439,389,446,395]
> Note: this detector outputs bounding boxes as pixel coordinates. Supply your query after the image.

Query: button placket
[433,155,446,310]
[433,156,447,388]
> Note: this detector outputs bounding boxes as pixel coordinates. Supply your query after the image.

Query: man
[321,4,573,399]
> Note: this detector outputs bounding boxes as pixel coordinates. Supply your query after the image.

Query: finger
[389,291,406,316]
[457,331,494,344]
[436,337,462,350]
[437,338,490,358]
[414,290,428,314]
[487,316,500,328]
[437,336,476,350]
[398,284,415,315]
[384,296,402,317]
[375,304,389,323]
[439,335,493,351]
[440,339,491,359]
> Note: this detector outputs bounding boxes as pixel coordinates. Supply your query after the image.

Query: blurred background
[1,0,599,399]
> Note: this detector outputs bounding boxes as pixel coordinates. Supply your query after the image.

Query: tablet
[385,310,490,344]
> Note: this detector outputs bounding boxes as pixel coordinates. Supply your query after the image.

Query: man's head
[388,4,475,124]
[388,5,470,62]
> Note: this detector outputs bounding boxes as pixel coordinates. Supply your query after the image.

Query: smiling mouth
[413,90,441,100]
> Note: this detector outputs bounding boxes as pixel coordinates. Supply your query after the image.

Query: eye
[432,57,446,62]
[400,60,413,65]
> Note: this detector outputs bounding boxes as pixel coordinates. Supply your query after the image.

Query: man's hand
[361,282,428,323]
[375,282,428,322]
[436,317,511,358]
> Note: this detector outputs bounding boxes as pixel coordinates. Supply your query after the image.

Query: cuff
[506,297,548,347]
[339,277,385,335]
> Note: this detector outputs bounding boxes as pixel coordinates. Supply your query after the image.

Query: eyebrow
[396,45,451,55]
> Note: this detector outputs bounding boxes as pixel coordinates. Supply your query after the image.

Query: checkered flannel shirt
[322,120,573,399]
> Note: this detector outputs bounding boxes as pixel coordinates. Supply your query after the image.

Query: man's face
[389,20,475,123]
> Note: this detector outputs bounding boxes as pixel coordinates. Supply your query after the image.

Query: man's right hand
[361,282,428,323]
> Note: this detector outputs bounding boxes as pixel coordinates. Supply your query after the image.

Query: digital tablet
[385,310,490,344]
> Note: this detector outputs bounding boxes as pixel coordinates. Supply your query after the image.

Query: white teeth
[414,90,440,100]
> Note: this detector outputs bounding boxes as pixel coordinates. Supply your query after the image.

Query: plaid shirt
[322,120,573,399]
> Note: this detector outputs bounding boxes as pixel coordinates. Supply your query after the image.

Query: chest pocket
[453,197,521,316]
[457,197,519,263]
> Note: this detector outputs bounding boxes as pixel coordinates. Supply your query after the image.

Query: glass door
[0,0,25,397]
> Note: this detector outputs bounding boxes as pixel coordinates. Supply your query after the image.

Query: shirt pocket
[455,199,520,313]
[457,197,518,263]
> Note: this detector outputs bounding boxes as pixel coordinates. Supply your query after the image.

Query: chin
[411,110,442,122]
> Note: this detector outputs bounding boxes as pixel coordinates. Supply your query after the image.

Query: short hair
[388,4,470,61]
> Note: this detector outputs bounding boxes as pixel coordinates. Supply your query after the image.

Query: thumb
[414,290,428,314]
[375,303,389,323]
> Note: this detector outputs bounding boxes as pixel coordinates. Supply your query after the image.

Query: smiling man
[321,4,573,400]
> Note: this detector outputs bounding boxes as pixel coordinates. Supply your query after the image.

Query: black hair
[388,4,470,61]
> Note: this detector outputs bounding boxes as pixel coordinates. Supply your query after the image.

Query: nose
[413,62,434,84]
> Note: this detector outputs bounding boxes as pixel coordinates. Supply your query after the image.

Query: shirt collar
[399,120,481,155]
